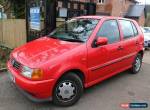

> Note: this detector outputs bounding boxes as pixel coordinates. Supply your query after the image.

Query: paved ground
[0,51,150,110]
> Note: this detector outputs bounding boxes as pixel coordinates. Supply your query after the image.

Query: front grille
[10,58,22,70]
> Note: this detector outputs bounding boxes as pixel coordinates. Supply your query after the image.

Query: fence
[0,19,26,49]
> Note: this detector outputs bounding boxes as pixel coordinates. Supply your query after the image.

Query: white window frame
[97,0,105,4]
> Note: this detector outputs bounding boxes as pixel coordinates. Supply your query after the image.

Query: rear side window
[97,20,120,44]
[131,22,138,36]
[119,20,134,39]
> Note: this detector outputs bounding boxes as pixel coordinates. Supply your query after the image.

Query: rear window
[131,22,138,36]
[119,20,134,39]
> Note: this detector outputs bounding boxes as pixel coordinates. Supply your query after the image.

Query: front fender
[51,62,89,84]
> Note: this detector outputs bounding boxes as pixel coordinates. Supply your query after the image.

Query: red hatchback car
[7,16,144,106]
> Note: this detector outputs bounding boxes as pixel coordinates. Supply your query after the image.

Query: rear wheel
[52,73,83,106]
[130,54,142,74]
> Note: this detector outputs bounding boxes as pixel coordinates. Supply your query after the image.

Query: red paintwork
[7,16,144,99]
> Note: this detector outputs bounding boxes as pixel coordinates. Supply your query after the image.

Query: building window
[97,0,105,4]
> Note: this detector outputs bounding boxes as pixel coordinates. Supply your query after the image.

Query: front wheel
[52,73,83,106]
[130,54,142,74]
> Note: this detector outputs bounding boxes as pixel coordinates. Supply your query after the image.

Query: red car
[7,16,144,106]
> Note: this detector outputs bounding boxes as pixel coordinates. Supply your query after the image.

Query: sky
[137,0,150,4]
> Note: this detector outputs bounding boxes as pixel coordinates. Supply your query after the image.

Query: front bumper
[7,62,56,102]
[11,81,52,102]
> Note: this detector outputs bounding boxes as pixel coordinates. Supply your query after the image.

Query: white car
[144,34,150,48]
[141,27,150,49]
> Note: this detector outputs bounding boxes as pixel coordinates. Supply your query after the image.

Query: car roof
[75,16,104,19]
[75,15,134,21]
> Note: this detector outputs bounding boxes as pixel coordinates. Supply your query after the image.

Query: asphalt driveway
[0,51,150,110]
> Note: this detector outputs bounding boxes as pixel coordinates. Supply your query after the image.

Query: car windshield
[48,19,99,42]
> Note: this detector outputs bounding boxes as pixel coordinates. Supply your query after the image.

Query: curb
[0,68,7,73]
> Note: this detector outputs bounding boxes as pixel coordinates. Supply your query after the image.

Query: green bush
[0,46,12,69]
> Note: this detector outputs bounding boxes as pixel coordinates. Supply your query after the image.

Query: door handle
[117,46,124,50]
[136,41,139,45]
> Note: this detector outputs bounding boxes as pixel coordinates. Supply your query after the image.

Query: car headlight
[22,66,43,80]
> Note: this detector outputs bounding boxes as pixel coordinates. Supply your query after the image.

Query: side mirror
[95,37,108,46]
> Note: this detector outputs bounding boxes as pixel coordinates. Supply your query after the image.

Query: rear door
[118,19,138,67]
[131,21,142,51]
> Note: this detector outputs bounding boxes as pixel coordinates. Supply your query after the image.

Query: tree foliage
[0,0,5,4]
[0,0,25,19]
[13,0,25,18]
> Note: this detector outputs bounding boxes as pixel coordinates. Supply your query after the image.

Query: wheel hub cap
[135,57,141,71]
[58,82,75,99]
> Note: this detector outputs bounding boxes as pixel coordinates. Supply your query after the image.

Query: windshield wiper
[60,38,84,43]
[49,36,58,39]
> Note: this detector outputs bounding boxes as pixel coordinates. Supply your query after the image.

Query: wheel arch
[138,50,144,58]
[56,69,86,85]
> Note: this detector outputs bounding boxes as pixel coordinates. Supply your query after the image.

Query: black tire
[130,54,142,74]
[52,73,83,106]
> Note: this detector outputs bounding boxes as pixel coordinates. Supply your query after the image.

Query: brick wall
[111,0,124,16]
[96,4,107,13]
[111,0,134,16]
[137,12,145,26]
[96,0,134,17]
[96,0,112,15]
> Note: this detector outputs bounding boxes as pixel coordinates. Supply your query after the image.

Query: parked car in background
[143,27,150,32]
[7,16,144,106]
[141,27,150,49]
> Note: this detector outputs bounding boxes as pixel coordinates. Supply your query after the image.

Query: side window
[97,20,120,44]
[131,22,138,36]
[119,20,134,39]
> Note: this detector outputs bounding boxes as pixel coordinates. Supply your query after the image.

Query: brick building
[125,4,146,26]
[95,0,146,26]
[94,0,136,16]
[79,0,146,26]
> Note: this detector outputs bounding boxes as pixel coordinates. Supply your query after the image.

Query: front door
[88,19,124,82]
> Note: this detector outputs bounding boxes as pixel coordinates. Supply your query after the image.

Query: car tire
[52,73,84,106]
[130,54,142,74]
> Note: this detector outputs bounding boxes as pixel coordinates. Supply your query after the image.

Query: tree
[0,0,25,19]
[0,0,5,4]
[0,0,12,18]
[13,0,25,18]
